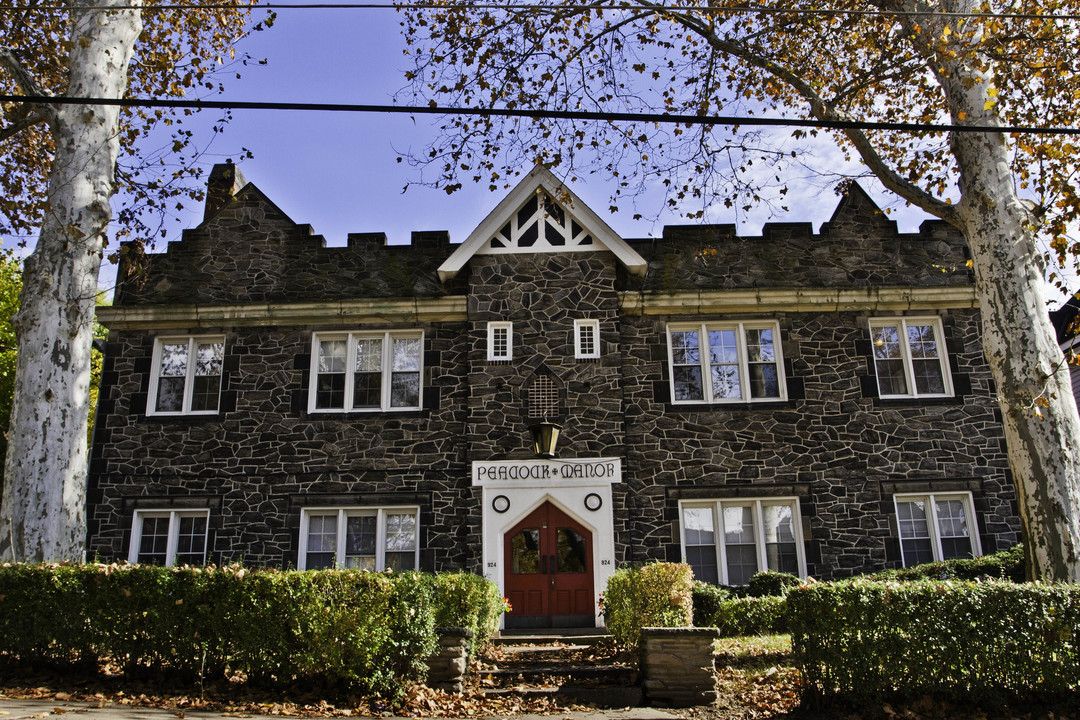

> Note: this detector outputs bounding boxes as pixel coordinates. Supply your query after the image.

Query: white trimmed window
[574,319,600,359]
[894,492,981,566]
[310,331,422,412]
[680,498,805,585]
[667,322,785,403]
[488,322,513,361]
[148,336,224,416]
[299,507,420,571]
[129,510,209,566]
[870,317,952,398]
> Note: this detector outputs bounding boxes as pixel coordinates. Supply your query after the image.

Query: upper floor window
[575,319,600,359]
[129,509,209,566]
[894,492,981,566]
[148,336,224,416]
[870,317,952,398]
[488,322,513,361]
[680,498,805,585]
[667,322,785,404]
[299,507,419,571]
[310,331,422,412]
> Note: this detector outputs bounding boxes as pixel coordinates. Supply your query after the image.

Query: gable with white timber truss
[438,166,647,282]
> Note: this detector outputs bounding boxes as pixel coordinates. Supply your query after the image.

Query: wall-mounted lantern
[529,420,562,458]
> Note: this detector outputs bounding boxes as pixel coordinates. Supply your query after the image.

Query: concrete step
[479,685,645,708]
[494,629,611,646]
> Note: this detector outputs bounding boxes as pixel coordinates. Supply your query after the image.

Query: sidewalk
[0,698,684,720]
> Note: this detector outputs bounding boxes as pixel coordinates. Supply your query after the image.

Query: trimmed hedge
[788,579,1080,706]
[869,544,1025,583]
[747,571,800,597]
[603,562,694,648]
[0,563,503,697]
[711,595,788,637]
[691,581,731,626]
[431,571,504,655]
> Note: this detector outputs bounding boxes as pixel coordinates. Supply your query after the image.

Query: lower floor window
[895,492,981,566]
[129,510,209,566]
[299,507,419,571]
[680,498,804,585]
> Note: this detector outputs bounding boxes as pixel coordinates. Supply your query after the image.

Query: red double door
[503,502,595,628]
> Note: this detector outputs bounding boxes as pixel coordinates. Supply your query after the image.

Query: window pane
[159,342,188,378]
[385,552,416,571]
[686,546,719,584]
[511,529,540,574]
[156,377,185,413]
[723,505,758,585]
[707,330,739,363]
[306,514,337,568]
[897,500,934,566]
[318,340,347,373]
[711,364,742,400]
[556,528,587,573]
[390,372,420,407]
[745,328,775,362]
[708,330,742,400]
[175,515,207,566]
[673,366,704,401]
[491,326,509,358]
[353,372,381,408]
[392,337,421,371]
[578,324,596,356]
[354,338,383,372]
[935,499,973,559]
[670,331,701,365]
[316,373,346,409]
[913,359,946,395]
[345,514,377,562]
[194,342,223,377]
[873,325,909,395]
[748,363,779,398]
[385,512,417,553]
[190,375,220,412]
[683,507,716,546]
[137,516,170,565]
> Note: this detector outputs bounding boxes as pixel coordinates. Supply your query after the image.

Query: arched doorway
[503,501,595,628]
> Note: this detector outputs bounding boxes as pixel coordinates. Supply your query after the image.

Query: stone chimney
[203,160,248,221]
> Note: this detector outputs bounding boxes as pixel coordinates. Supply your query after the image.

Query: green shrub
[430,571,505,655]
[711,595,789,637]
[0,563,439,697]
[747,571,800,597]
[870,544,1024,583]
[691,581,731,626]
[788,578,1080,707]
[603,562,693,648]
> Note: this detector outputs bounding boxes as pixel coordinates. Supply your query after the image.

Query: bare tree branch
[0,47,57,128]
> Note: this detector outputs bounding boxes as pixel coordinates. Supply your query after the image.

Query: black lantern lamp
[529,420,562,458]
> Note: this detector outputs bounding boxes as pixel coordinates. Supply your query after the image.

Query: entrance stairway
[475,629,643,708]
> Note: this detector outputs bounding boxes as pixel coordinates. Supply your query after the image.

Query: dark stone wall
[89,179,1021,579]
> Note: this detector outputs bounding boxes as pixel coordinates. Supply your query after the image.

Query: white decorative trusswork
[437,166,647,281]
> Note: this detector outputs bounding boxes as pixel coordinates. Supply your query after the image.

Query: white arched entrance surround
[473,457,620,628]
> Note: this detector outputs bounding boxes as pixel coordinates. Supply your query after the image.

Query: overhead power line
[5,93,1079,135]
[1,2,1079,20]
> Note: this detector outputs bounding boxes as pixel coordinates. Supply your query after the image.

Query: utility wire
[2,1,1079,20]
[6,94,1079,135]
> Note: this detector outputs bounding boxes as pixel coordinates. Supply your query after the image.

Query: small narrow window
[575,319,600,359]
[488,322,513,361]
[129,510,210,566]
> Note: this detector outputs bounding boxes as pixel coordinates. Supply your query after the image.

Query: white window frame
[678,497,806,585]
[666,321,787,404]
[128,509,210,566]
[146,335,225,416]
[308,331,423,413]
[869,317,953,399]
[574,319,601,359]
[298,506,421,571]
[487,322,513,361]
[894,492,982,567]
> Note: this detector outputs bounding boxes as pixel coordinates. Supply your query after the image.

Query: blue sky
[94,3,1078,301]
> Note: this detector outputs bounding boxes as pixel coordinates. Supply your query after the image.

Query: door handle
[541,554,548,574]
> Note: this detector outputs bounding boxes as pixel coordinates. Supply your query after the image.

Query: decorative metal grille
[528,374,560,419]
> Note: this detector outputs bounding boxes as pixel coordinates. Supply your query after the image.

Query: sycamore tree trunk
[939,45,1080,581]
[0,0,142,562]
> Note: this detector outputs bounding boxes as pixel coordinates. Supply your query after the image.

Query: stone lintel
[97,296,469,330]
[619,286,977,316]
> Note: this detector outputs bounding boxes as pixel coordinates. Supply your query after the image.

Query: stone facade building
[89,163,1020,628]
